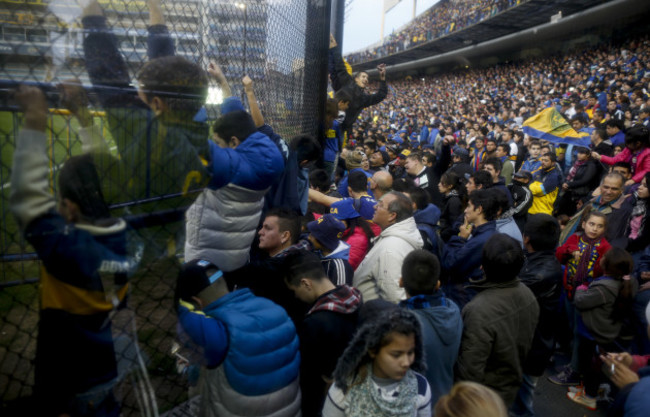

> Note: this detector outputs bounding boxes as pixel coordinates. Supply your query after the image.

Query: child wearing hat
[330,198,381,270]
[306,214,354,286]
[309,170,381,270]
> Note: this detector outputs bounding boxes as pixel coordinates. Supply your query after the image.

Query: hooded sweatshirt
[400,292,462,406]
[496,216,523,247]
[321,240,354,286]
[353,217,424,303]
[414,204,441,253]
[574,276,622,344]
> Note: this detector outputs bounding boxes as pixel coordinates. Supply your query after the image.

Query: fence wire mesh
[0,0,330,414]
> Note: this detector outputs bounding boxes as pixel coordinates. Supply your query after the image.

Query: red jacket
[600,147,650,183]
[343,222,381,270]
[556,233,611,298]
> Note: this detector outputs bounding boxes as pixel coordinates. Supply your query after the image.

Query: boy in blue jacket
[399,249,462,408]
[10,85,139,416]
[175,260,301,416]
[184,84,285,270]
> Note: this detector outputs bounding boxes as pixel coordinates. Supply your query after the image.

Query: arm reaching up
[58,79,110,154]
[243,75,264,128]
[328,34,352,92]
[147,0,165,26]
[58,78,92,128]
[10,85,55,230]
[208,61,232,98]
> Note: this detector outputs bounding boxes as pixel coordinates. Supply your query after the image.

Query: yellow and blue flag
[523,107,590,147]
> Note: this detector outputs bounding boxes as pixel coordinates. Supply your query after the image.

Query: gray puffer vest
[199,366,301,417]
[185,183,267,271]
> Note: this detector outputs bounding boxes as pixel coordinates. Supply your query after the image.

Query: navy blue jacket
[27,213,133,413]
[493,177,513,207]
[443,221,497,282]
[414,204,442,255]
[442,221,498,307]
[262,124,309,215]
[401,292,462,406]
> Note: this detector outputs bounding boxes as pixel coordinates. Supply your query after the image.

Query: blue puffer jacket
[178,288,301,416]
[207,130,285,191]
[208,289,300,395]
[185,130,285,270]
[178,288,300,395]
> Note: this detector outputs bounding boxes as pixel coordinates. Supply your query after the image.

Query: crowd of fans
[345,0,519,65]
[324,30,650,415]
[7,0,650,416]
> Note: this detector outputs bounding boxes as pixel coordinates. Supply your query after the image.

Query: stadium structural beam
[366,0,650,76]
[330,0,345,46]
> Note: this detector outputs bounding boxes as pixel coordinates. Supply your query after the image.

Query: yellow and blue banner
[523,107,591,147]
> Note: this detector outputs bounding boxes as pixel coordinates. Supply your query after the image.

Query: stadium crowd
[345,0,519,65]
[7,0,650,416]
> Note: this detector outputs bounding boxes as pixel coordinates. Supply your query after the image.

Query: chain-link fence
[0,0,330,415]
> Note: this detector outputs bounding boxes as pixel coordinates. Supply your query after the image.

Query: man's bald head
[371,171,393,199]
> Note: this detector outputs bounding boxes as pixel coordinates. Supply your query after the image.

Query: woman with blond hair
[434,382,507,417]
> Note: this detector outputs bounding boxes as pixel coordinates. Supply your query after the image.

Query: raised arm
[207,61,232,98]
[243,75,264,128]
[82,1,140,107]
[58,79,110,154]
[148,0,165,26]
[58,78,92,128]
[9,85,53,230]
[308,188,340,207]
[433,138,452,176]
[329,34,353,91]
[359,64,388,108]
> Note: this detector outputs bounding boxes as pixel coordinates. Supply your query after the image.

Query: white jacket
[353,217,423,304]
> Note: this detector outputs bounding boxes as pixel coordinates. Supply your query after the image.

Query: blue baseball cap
[330,198,360,220]
[307,214,346,251]
[220,96,245,115]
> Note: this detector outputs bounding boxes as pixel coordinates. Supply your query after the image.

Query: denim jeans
[633,289,650,354]
[510,374,539,417]
[564,296,580,370]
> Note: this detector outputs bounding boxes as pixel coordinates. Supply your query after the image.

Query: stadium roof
[350,0,611,71]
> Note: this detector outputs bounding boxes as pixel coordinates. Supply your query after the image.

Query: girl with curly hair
[322,309,432,416]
